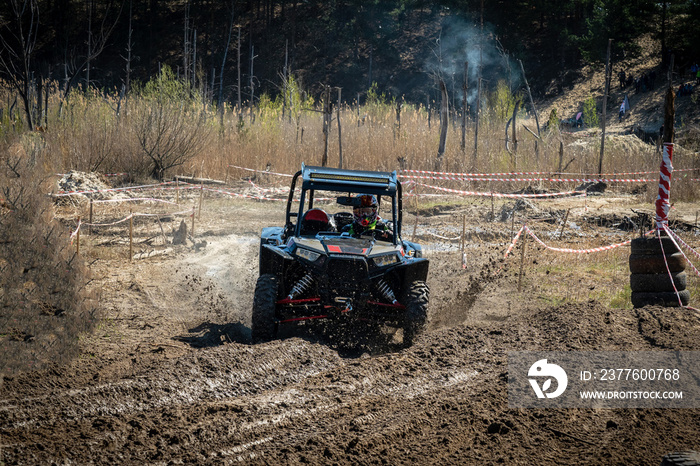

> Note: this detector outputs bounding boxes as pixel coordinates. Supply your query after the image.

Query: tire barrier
[631,290,690,308]
[629,233,688,308]
[629,252,686,274]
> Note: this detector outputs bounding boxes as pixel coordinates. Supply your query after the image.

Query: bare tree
[0,0,40,130]
[60,0,122,99]
[135,95,211,180]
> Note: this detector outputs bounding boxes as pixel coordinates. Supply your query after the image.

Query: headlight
[372,254,399,267]
[296,247,321,262]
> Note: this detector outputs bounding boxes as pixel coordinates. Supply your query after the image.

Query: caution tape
[90,197,179,206]
[663,226,700,279]
[80,207,195,227]
[524,225,654,253]
[400,174,653,183]
[228,164,294,178]
[70,219,81,244]
[416,182,586,199]
[400,167,700,178]
[424,231,462,241]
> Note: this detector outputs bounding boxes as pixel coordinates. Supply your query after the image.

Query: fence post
[191,206,196,239]
[412,184,419,241]
[76,216,81,255]
[176,179,180,205]
[518,230,527,291]
[129,210,133,262]
[198,183,204,219]
[88,200,93,236]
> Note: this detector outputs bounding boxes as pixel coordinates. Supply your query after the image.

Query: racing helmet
[301,208,332,235]
[353,194,378,227]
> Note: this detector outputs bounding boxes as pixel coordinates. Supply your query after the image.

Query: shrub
[0,136,95,375]
[583,97,599,128]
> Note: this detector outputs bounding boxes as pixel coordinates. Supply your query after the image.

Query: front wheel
[403,281,429,347]
[252,274,279,343]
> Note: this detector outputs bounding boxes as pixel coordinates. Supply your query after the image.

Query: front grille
[326,256,369,296]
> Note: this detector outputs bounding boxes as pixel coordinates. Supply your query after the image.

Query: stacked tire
[629,234,689,308]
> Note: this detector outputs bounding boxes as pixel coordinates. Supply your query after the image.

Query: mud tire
[630,272,687,292]
[629,252,686,274]
[252,274,279,343]
[631,290,690,308]
[403,281,429,347]
[661,450,700,466]
[630,235,679,255]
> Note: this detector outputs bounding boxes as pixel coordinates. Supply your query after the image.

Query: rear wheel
[403,281,429,347]
[252,274,279,343]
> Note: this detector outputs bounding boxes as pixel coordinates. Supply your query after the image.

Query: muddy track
[1,204,699,465]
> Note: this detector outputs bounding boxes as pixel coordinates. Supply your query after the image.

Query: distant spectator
[619,102,625,122]
[618,70,627,88]
[696,67,700,85]
[691,63,698,80]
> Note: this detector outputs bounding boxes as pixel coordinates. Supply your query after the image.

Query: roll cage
[284,164,403,245]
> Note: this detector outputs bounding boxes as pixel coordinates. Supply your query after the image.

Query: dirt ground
[1,183,700,465]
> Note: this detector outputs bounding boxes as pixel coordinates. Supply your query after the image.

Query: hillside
[540,34,700,150]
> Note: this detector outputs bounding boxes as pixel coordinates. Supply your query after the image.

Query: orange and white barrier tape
[90,197,179,205]
[663,226,700,279]
[400,167,699,178]
[523,225,653,253]
[400,174,653,183]
[228,164,294,178]
[70,219,81,244]
[416,182,586,199]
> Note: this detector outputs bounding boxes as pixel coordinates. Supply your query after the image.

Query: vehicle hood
[292,237,399,256]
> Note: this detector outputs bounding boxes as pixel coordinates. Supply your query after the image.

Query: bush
[583,97,599,128]
[0,135,95,375]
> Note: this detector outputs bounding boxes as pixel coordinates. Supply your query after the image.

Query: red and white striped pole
[655,142,674,229]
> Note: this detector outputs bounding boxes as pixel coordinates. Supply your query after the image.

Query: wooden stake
[412,185,419,241]
[176,179,180,205]
[156,215,168,245]
[461,214,466,252]
[129,210,133,262]
[511,209,515,238]
[76,216,81,255]
[558,208,570,239]
[491,193,495,221]
[88,200,93,236]
[518,231,527,291]
[198,183,203,219]
[191,206,195,240]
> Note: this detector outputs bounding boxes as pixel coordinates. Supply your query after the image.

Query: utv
[253,164,429,346]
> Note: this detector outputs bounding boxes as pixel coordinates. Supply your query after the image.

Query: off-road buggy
[253,164,429,345]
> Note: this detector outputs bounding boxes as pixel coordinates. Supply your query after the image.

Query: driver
[344,194,391,239]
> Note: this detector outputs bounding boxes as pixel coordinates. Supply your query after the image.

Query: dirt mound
[55,171,129,202]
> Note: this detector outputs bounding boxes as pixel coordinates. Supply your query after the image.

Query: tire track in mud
[0,341,343,429]
[0,329,490,464]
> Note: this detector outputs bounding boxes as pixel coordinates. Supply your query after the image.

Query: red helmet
[301,208,331,235]
[353,194,378,227]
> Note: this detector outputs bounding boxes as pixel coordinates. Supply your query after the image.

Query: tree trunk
[337,87,343,169]
[436,79,449,167]
[461,61,468,153]
[598,38,612,176]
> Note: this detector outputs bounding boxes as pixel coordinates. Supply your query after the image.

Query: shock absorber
[287,272,314,300]
[375,278,397,304]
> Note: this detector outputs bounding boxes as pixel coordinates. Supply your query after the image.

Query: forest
[2,0,700,131]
